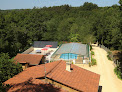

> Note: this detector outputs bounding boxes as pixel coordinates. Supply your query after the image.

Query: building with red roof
[14,54,44,70]
[5,60,100,92]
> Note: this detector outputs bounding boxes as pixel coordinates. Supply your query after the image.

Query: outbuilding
[14,54,44,70]
[51,43,90,64]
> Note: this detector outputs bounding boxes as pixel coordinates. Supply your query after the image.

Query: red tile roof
[5,60,100,92]
[14,54,43,65]
[5,78,67,92]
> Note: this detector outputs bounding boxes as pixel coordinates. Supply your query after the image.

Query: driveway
[76,44,122,92]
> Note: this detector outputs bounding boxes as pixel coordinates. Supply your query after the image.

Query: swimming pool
[60,53,77,59]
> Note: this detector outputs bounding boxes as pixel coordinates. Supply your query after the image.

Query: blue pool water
[60,53,77,59]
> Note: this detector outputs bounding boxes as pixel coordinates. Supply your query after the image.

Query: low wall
[34,48,57,52]
[22,47,34,54]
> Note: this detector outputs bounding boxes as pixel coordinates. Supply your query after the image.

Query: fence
[98,44,110,52]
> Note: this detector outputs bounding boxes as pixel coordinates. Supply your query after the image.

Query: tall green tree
[83,2,98,11]
[0,1,122,58]
[68,33,80,42]
[0,53,22,83]
[119,0,122,6]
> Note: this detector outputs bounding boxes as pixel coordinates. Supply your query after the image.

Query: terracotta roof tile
[45,61,100,92]
[6,78,67,92]
[5,60,100,92]
[14,54,43,65]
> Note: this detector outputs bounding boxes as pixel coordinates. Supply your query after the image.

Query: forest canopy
[0,2,122,57]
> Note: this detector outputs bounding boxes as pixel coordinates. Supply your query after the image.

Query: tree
[83,34,96,44]
[83,2,98,11]
[57,18,74,41]
[119,0,122,6]
[0,3,122,56]
[0,53,22,83]
[68,33,80,42]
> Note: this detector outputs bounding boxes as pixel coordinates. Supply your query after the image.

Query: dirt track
[76,44,122,92]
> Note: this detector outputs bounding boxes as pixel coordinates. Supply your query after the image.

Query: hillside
[0,2,122,57]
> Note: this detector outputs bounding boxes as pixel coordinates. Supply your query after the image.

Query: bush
[91,58,97,66]
[0,53,23,83]
[90,51,96,66]
[91,51,94,55]
[107,51,112,61]
[0,83,10,92]
[89,62,91,67]
[114,66,122,80]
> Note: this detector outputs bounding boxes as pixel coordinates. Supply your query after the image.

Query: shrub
[107,55,111,60]
[107,51,112,55]
[90,51,96,66]
[91,58,97,66]
[0,83,10,92]
[114,66,122,80]
[107,51,112,61]
[0,53,22,83]
[91,51,94,55]
[89,62,91,67]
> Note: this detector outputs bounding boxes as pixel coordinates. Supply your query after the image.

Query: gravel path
[76,44,122,92]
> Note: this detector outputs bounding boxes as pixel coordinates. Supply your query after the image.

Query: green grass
[107,55,111,60]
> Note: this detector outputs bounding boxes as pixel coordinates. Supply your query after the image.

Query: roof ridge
[19,54,42,56]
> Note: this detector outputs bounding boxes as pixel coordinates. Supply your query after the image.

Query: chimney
[66,62,71,72]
